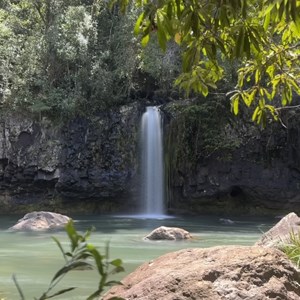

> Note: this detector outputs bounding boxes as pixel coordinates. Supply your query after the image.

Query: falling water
[140,106,165,217]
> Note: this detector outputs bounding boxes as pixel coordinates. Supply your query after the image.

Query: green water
[0,214,276,300]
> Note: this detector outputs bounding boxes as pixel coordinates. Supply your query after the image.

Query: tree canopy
[0,0,181,119]
[1,0,300,125]
[112,0,300,126]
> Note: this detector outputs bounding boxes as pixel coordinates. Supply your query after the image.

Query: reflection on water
[0,214,275,299]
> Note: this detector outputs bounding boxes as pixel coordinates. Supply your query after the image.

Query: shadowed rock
[104,246,300,300]
[219,218,235,225]
[256,212,300,248]
[144,226,192,241]
[10,211,71,231]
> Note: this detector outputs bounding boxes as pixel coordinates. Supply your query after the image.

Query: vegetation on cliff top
[0,0,180,119]
[1,0,300,128]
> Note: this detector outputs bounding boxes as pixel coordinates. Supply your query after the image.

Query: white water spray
[140,106,165,216]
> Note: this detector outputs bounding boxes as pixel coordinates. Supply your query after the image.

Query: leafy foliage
[13,220,124,300]
[111,0,300,126]
[0,0,178,119]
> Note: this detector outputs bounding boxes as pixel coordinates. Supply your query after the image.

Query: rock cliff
[1,97,300,214]
[0,103,141,213]
[163,98,300,215]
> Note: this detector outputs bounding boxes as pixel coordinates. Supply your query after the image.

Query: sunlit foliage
[112,0,300,125]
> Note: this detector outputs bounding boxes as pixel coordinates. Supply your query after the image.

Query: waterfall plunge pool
[0,214,276,299]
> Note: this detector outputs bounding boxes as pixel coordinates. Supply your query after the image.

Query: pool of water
[0,214,276,299]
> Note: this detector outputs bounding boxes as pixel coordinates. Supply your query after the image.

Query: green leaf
[87,245,105,276]
[264,11,271,30]
[247,27,260,51]
[65,220,78,252]
[255,69,260,84]
[141,34,150,47]
[231,93,239,115]
[45,287,77,299]
[265,104,278,121]
[244,88,257,107]
[110,259,123,267]
[104,280,123,287]
[52,236,67,262]
[244,30,250,58]
[288,76,300,94]
[235,26,245,58]
[12,275,25,300]
[134,12,145,35]
[51,261,93,283]
[266,65,275,79]
[157,16,167,51]
[252,106,260,122]
[201,82,209,97]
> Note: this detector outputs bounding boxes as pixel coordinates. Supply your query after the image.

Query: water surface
[0,214,275,299]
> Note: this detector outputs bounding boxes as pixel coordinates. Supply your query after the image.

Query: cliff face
[1,99,300,215]
[164,100,300,215]
[0,104,141,213]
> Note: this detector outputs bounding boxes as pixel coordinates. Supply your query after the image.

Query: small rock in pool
[219,218,235,225]
[9,211,71,231]
[144,226,192,241]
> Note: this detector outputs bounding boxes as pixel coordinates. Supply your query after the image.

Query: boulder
[219,218,235,225]
[104,246,300,300]
[10,211,71,231]
[256,212,300,248]
[144,226,192,241]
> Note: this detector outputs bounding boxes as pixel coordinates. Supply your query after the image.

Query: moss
[165,95,241,169]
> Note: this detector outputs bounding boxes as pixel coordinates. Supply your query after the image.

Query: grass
[280,230,300,268]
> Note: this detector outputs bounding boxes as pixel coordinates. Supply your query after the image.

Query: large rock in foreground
[144,226,192,241]
[10,211,70,231]
[256,212,300,248]
[104,246,300,300]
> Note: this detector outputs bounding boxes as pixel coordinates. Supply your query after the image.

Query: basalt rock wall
[163,99,300,215]
[1,98,300,215]
[0,103,141,213]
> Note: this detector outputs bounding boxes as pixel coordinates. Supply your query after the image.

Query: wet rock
[104,246,300,300]
[219,218,235,225]
[256,212,300,248]
[163,101,300,215]
[0,104,141,213]
[144,226,192,240]
[10,211,71,231]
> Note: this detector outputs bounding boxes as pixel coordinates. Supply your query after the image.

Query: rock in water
[256,212,300,248]
[10,211,71,231]
[144,226,192,240]
[219,218,235,225]
[104,246,300,300]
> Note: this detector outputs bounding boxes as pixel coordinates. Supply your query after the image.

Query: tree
[0,0,144,117]
[112,0,300,126]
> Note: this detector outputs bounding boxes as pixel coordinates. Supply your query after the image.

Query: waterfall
[140,106,165,216]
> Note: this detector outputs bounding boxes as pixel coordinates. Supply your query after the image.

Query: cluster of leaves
[280,230,300,268]
[112,0,300,126]
[13,220,124,300]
